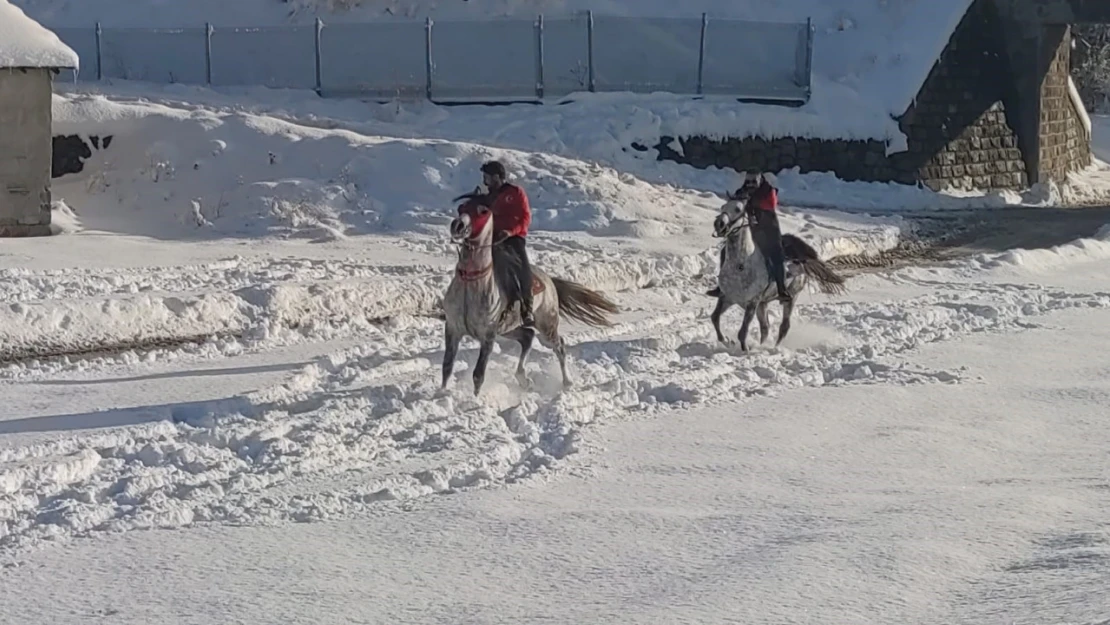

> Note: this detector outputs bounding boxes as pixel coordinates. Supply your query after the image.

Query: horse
[706,193,847,351]
[442,194,619,395]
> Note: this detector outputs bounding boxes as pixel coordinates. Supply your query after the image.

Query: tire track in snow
[3,274,1109,558]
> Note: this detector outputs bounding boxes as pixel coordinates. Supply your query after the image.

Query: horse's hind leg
[473,337,494,396]
[776,297,795,346]
[441,325,461,389]
[554,335,571,390]
[738,304,757,352]
[756,302,770,344]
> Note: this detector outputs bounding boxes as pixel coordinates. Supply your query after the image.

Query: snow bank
[964,221,1110,274]
[0,0,78,69]
[49,91,904,245]
[57,83,1096,216]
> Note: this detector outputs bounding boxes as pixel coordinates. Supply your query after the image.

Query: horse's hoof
[561,379,574,391]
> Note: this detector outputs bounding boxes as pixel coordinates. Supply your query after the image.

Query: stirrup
[520,310,536,328]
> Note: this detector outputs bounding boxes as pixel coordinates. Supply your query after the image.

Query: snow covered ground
[4,207,1110,623]
[2,68,1110,622]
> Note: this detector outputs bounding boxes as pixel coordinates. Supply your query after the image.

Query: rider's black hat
[480,160,507,178]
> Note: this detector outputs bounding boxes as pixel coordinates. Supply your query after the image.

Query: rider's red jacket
[456,183,532,238]
[489,183,531,238]
[748,181,777,212]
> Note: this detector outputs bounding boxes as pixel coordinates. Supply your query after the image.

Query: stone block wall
[651,0,1092,193]
[1037,24,1091,181]
[892,0,1028,190]
[655,137,892,183]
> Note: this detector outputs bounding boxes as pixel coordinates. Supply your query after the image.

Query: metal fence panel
[540,15,590,97]
[99,27,207,84]
[701,19,808,99]
[319,21,425,97]
[591,16,702,94]
[43,16,813,102]
[210,26,316,90]
[50,27,99,81]
[430,18,536,100]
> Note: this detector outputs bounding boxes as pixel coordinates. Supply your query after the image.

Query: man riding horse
[455,160,536,334]
[714,172,791,302]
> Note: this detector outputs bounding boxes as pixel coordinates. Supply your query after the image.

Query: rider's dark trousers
[494,235,534,321]
[749,210,789,298]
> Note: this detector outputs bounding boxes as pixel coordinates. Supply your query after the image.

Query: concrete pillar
[0,68,53,237]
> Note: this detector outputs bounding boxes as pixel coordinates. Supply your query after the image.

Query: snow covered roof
[0,0,79,69]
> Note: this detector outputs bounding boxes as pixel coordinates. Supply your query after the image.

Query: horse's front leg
[756,302,770,344]
[738,304,757,352]
[710,296,732,344]
[441,324,462,389]
[473,337,495,396]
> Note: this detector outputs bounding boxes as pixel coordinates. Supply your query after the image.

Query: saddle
[490,254,545,294]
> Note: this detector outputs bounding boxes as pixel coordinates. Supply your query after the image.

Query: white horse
[442,198,619,395]
[707,194,847,351]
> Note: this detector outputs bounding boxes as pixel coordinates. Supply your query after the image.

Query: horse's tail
[798,257,848,295]
[551,277,619,327]
[780,233,847,295]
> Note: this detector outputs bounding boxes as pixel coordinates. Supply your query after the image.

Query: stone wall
[653,0,1092,192]
[655,137,894,183]
[0,69,54,236]
[892,0,1028,191]
[1037,24,1091,182]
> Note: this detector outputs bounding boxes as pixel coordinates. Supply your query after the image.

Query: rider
[742,172,791,302]
[479,160,535,331]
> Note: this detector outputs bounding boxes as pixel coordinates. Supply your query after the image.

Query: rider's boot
[520,294,536,334]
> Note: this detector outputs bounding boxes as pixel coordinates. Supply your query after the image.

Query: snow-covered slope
[18,0,972,118]
[3,87,908,364]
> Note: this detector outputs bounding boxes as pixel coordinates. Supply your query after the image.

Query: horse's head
[450,192,494,244]
[713,189,748,238]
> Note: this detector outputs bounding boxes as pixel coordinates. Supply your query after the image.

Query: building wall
[653,0,1091,192]
[0,68,53,236]
[1037,24,1091,182]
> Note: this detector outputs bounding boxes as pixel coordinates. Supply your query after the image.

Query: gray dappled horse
[707,192,847,351]
[442,196,619,395]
